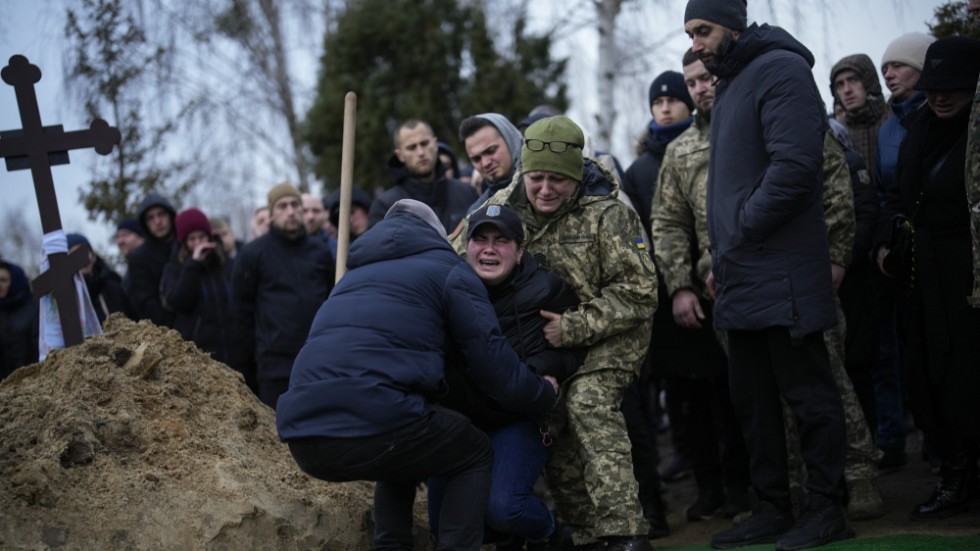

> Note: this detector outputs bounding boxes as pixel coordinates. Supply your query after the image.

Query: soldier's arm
[560,203,658,347]
[651,155,700,297]
[822,132,857,269]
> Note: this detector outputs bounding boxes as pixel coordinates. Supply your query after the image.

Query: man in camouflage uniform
[969,0,980,308]
[457,116,657,551]
[652,50,881,525]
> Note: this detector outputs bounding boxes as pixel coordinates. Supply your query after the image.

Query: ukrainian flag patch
[635,237,646,250]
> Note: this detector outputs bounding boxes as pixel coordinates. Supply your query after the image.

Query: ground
[653,427,980,549]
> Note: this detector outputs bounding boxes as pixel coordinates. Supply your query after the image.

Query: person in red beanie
[161,208,241,369]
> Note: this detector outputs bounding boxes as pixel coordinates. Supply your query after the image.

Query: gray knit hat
[684,0,747,31]
[880,32,935,72]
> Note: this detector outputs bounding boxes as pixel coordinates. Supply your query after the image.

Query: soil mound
[0,314,432,550]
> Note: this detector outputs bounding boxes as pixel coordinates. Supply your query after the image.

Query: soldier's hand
[672,289,705,329]
[831,263,846,294]
[543,375,559,396]
[540,310,563,348]
[706,271,716,300]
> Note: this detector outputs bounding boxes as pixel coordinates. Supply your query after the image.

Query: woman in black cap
[876,36,980,521]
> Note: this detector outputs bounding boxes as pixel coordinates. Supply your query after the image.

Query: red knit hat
[175,208,213,244]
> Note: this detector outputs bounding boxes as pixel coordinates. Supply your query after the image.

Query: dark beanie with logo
[684,0,747,31]
[914,36,980,92]
[649,71,695,113]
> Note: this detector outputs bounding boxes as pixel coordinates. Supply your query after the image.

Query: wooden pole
[335,91,356,282]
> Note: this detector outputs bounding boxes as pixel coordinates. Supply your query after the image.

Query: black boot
[910,471,973,521]
[710,500,794,549]
[775,494,854,551]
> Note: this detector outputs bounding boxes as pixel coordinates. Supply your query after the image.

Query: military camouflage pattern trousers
[786,300,880,487]
[546,369,649,545]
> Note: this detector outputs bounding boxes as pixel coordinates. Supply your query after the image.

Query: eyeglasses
[524,139,582,153]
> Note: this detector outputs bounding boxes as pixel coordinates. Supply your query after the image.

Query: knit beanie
[521,115,585,182]
[116,218,145,237]
[66,233,91,251]
[684,0,747,31]
[881,32,935,72]
[267,181,301,210]
[914,36,980,92]
[830,54,884,100]
[175,208,213,244]
[385,199,445,236]
[649,71,695,113]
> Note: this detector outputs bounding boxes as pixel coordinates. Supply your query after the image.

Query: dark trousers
[727,328,846,508]
[287,408,494,551]
[622,377,662,513]
[663,375,749,493]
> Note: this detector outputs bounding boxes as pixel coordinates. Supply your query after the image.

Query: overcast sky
[1,0,946,269]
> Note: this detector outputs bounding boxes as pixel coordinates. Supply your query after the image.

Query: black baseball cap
[467,204,525,242]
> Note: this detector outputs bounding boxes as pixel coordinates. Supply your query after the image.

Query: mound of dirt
[0,314,433,550]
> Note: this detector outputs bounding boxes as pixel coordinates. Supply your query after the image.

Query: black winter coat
[441,252,584,430]
[0,261,37,379]
[232,225,334,381]
[879,105,980,441]
[369,156,477,234]
[161,252,238,366]
[706,24,837,338]
[125,236,175,327]
[622,132,669,239]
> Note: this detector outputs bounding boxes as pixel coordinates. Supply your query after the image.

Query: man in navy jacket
[684,0,852,549]
[276,199,558,551]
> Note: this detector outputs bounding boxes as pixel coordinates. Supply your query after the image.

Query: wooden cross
[0,54,120,347]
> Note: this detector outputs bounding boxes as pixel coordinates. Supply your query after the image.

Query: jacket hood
[476,112,524,186]
[137,193,177,236]
[0,260,31,310]
[347,207,454,269]
[711,24,814,80]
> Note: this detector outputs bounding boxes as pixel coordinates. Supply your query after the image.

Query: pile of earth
[0,314,433,550]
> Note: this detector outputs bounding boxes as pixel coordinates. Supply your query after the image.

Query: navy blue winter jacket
[706,24,837,338]
[276,209,558,440]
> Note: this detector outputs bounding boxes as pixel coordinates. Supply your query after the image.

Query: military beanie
[267,181,301,211]
[881,32,934,73]
[684,0,747,31]
[521,115,585,182]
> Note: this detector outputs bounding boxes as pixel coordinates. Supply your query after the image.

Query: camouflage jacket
[456,159,658,376]
[651,112,855,298]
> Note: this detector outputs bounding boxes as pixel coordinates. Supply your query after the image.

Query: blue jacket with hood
[276,204,558,440]
[706,24,837,338]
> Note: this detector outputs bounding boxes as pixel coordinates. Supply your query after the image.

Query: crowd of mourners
[2,0,979,550]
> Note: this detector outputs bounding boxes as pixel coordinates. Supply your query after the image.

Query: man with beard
[683,1,852,548]
[369,119,477,234]
[233,182,334,408]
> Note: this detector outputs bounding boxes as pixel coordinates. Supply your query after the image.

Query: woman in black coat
[0,260,38,379]
[161,208,237,367]
[876,37,980,521]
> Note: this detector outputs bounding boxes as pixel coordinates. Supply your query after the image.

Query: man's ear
[394,147,405,163]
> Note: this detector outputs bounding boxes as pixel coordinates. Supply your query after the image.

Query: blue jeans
[288,407,493,551]
[429,419,554,543]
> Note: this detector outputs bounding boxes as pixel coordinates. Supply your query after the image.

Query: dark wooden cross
[0,54,120,347]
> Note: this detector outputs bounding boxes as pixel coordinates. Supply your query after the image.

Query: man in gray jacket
[684,0,852,549]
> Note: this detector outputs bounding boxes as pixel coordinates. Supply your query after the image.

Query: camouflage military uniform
[652,117,881,517]
[969,74,980,307]
[458,159,658,543]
